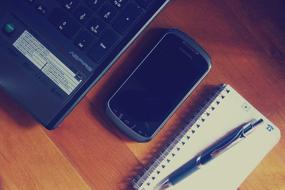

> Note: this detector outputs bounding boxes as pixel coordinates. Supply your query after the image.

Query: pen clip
[209,121,255,158]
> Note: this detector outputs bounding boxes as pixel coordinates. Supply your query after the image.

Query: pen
[156,118,264,190]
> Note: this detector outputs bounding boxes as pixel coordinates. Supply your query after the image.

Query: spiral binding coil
[132,84,232,190]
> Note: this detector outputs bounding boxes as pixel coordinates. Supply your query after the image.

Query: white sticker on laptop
[13,30,81,95]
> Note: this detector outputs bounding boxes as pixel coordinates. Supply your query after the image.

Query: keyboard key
[74,30,94,50]
[111,0,128,9]
[135,0,152,8]
[26,0,35,3]
[87,17,106,36]
[88,29,119,62]
[73,6,92,23]
[36,4,47,15]
[98,3,118,23]
[60,0,80,11]
[113,2,143,34]
[85,0,103,10]
[49,8,80,38]
[3,23,16,35]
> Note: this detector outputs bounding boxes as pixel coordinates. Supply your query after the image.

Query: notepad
[132,84,281,190]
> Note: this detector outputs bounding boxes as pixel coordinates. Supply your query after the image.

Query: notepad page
[134,85,280,190]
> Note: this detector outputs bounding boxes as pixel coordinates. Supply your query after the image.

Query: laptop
[0,0,170,129]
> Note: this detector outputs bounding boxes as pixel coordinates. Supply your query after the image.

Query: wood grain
[0,93,91,190]
[0,0,285,189]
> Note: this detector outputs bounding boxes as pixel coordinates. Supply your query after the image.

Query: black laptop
[0,0,170,129]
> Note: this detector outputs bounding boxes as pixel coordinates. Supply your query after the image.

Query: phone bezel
[106,29,212,142]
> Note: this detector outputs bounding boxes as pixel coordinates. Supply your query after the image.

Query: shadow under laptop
[0,90,36,128]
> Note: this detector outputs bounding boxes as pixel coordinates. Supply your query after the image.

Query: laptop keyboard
[43,0,151,64]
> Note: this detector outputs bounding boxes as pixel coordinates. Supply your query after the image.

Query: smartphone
[106,29,211,142]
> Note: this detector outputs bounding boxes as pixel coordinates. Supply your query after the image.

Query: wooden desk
[0,0,285,189]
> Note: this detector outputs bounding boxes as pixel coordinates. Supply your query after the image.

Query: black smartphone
[106,29,211,142]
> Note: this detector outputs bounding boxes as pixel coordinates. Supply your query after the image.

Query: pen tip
[254,118,264,126]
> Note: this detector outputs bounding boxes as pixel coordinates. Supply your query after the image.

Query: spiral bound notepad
[132,84,280,190]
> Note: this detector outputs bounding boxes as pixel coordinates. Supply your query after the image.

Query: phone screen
[109,33,210,137]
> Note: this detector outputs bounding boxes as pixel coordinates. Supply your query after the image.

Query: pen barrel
[169,157,199,185]
[167,120,264,187]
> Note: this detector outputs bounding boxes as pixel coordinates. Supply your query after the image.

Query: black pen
[156,118,264,190]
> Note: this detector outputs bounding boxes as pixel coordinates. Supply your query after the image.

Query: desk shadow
[0,90,36,128]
